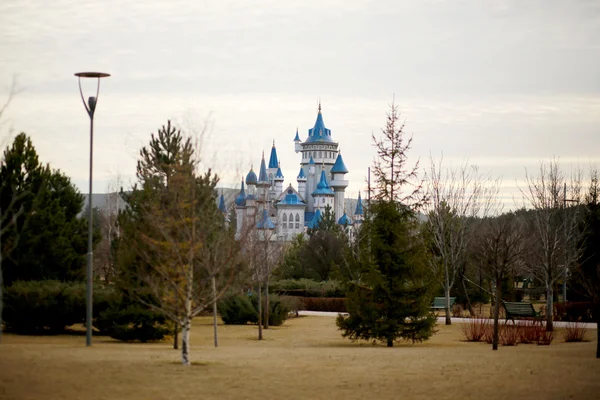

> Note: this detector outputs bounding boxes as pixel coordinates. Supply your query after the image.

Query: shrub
[96,303,169,342]
[301,297,347,313]
[218,294,257,325]
[483,322,494,344]
[537,324,554,345]
[451,304,464,318]
[554,302,594,323]
[4,280,87,334]
[461,317,488,342]
[500,325,520,346]
[219,293,291,326]
[563,321,588,342]
[270,279,345,298]
[519,319,543,344]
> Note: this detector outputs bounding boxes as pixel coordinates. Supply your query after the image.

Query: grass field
[0,316,598,400]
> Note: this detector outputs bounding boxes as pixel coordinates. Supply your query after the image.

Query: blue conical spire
[297,166,307,180]
[308,155,315,165]
[338,211,352,226]
[268,140,278,169]
[354,192,363,215]
[307,209,322,229]
[235,179,247,206]
[258,151,269,183]
[256,209,276,229]
[307,102,333,143]
[218,191,227,213]
[312,170,334,195]
[275,162,284,180]
[331,153,349,174]
[293,128,300,142]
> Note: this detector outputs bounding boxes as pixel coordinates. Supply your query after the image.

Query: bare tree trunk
[212,276,218,347]
[257,283,263,340]
[181,316,191,366]
[460,271,475,316]
[0,252,3,344]
[546,285,554,331]
[264,277,269,330]
[492,278,502,351]
[596,320,599,359]
[445,284,452,325]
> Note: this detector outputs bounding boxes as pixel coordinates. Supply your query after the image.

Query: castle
[220,103,363,241]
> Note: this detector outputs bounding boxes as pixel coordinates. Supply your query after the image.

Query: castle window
[283,214,287,222]
[289,213,293,226]
[283,223,287,229]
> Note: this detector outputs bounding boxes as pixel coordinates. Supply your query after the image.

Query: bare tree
[520,158,583,331]
[425,156,498,324]
[474,210,526,350]
[94,178,123,283]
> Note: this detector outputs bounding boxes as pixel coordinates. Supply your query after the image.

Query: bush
[218,294,257,325]
[461,317,488,342]
[219,293,291,326]
[518,320,543,344]
[554,302,594,322]
[563,321,588,342]
[270,279,345,298]
[95,303,169,342]
[300,297,347,313]
[3,280,113,334]
[537,328,554,345]
[94,289,170,342]
[500,325,520,346]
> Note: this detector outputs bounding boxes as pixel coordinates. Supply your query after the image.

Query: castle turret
[353,192,364,224]
[330,152,349,221]
[297,166,307,199]
[306,156,316,212]
[267,141,278,199]
[257,152,270,213]
[312,169,335,213]
[294,128,301,153]
[274,162,284,195]
[234,179,247,239]
[245,167,257,221]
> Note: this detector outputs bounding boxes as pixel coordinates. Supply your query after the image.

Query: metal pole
[212,276,218,347]
[86,115,94,347]
[563,182,567,303]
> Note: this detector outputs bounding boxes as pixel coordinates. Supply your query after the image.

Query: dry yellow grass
[0,316,598,400]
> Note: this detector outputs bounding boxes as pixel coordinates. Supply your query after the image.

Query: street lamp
[75,71,110,346]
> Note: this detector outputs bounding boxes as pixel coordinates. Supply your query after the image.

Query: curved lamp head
[75,72,110,118]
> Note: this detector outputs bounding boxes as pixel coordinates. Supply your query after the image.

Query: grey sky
[1,0,599,206]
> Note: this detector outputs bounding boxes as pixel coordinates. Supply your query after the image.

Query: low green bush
[270,279,345,298]
[96,302,169,342]
[3,280,113,334]
[300,297,347,313]
[218,294,257,325]
[219,292,291,326]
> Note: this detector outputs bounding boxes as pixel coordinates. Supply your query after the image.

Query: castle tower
[293,128,301,153]
[297,166,307,199]
[257,152,270,214]
[330,152,349,221]
[234,179,247,239]
[312,169,335,213]
[274,162,284,195]
[245,167,258,222]
[306,156,316,212]
[353,192,364,224]
[267,141,279,200]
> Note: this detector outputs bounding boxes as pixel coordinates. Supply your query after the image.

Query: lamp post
[563,182,579,303]
[75,72,110,347]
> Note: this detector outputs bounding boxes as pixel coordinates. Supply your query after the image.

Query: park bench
[431,297,455,310]
[502,301,541,323]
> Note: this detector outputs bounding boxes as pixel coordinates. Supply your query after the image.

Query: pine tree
[0,133,88,285]
[336,100,436,346]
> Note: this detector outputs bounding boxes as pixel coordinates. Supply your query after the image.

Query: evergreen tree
[0,133,88,285]
[336,100,436,346]
[576,169,600,358]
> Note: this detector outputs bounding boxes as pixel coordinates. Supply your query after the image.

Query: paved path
[298,310,597,329]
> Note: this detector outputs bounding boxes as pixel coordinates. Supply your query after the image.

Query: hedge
[270,279,345,298]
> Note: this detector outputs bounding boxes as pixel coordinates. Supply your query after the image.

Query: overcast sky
[1,0,599,208]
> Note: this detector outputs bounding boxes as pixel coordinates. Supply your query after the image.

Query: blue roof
[275,165,284,180]
[218,192,227,213]
[306,209,322,229]
[256,209,276,229]
[268,142,278,169]
[312,170,334,196]
[279,187,306,205]
[331,153,348,174]
[308,156,315,165]
[338,212,352,226]
[246,168,257,185]
[294,128,300,142]
[305,107,334,143]
[235,180,247,206]
[297,167,307,180]
[354,192,364,215]
[258,154,269,183]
